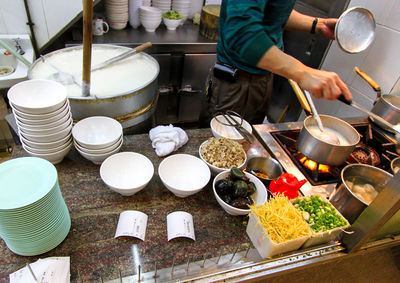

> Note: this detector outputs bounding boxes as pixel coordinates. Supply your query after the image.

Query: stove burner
[349,145,380,166]
[272,123,399,186]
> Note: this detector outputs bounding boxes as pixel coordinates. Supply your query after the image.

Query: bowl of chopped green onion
[162,10,183,30]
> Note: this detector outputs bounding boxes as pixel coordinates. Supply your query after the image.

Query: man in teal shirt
[201,0,352,124]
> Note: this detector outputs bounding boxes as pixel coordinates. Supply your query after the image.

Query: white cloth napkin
[149,124,189,157]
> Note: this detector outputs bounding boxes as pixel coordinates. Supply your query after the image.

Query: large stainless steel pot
[28,44,159,131]
[297,115,360,166]
[354,67,400,133]
[330,164,392,224]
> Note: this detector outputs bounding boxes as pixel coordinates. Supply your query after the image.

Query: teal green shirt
[217,0,296,74]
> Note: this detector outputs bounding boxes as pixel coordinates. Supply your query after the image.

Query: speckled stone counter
[0,128,269,282]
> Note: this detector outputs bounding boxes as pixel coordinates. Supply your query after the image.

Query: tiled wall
[311,0,400,118]
[0,0,83,50]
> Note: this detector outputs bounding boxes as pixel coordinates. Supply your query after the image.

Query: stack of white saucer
[105,0,129,30]
[7,79,73,164]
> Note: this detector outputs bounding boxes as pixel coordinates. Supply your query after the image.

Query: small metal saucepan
[297,115,360,166]
[354,67,400,133]
[329,164,393,224]
[289,79,360,166]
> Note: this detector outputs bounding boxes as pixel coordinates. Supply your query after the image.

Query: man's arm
[256,46,352,101]
[285,10,337,40]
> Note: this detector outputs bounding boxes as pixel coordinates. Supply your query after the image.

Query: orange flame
[299,157,331,173]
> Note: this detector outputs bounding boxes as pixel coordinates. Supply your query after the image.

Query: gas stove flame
[299,157,331,173]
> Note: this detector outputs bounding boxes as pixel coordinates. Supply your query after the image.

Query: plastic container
[246,213,310,258]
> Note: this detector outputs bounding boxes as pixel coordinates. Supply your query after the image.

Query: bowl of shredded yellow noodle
[246,194,312,258]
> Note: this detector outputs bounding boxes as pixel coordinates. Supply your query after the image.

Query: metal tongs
[214,110,255,143]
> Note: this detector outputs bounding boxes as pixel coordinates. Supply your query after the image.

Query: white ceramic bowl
[7,79,68,114]
[20,131,72,149]
[17,116,72,136]
[213,170,268,216]
[75,138,123,165]
[23,141,73,164]
[139,6,162,15]
[11,99,69,121]
[158,154,211,197]
[22,138,72,154]
[15,109,71,127]
[74,135,123,154]
[163,17,181,30]
[210,115,252,140]
[100,152,154,196]
[72,116,123,149]
[20,123,72,143]
[199,140,247,176]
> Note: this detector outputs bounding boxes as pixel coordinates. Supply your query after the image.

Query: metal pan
[353,67,400,133]
[289,80,360,166]
[335,6,376,54]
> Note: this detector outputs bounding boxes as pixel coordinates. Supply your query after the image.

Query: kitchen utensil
[210,114,252,141]
[297,115,360,166]
[330,164,392,224]
[338,96,400,135]
[82,0,94,97]
[353,67,400,133]
[289,79,340,145]
[335,6,376,54]
[29,44,160,130]
[391,157,400,174]
[0,38,31,67]
[303,89,340,145]
[214,110,254,143]
[246,156,284,188]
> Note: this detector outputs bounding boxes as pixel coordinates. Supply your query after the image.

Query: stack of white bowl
[142,0,151,6]
[129,0,142,28]
[152,0,171,13]
[172,0,191,21]
[7,79,73,165]
[105,0,129,30]
[139,6,162,32]
[72,116,123,165]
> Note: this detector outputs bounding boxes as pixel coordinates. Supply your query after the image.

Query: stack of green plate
[0,157,70,256]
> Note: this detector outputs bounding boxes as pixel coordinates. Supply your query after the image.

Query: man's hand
[298,67,352,101]
[317,18,337,40]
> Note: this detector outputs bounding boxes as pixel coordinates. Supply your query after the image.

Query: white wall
[0,0,84,50]
[312,0,400,118]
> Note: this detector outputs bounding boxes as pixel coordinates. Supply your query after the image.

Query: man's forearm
[284,10,315,33]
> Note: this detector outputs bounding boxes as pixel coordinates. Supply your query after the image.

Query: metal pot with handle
[354,66,400,133]
[289,79,360,166]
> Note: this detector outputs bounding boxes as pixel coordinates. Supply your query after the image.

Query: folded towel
[149,124,189,157]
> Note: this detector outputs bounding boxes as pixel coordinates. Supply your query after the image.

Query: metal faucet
[13,38,25,55]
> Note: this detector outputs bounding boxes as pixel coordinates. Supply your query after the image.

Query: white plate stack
[7,79,73,165]
[152,0,172,13]
[0,157,71,256]
[139,6,162,32]
[172,0,191,21]
[72,116,123,165]
[129,0,143,28]
[105,0,129,30]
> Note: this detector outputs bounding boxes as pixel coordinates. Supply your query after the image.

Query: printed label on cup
[115,210,148,241]
[167,211,195,241]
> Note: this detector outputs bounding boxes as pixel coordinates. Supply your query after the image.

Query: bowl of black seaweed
[213,167,268,215]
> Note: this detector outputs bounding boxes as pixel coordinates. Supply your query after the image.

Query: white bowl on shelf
[213,170,267,216]
[20,132,72,149]
[15,108,71,127]
[11,99,69,121]
[17,116,72,136]
[100,152,154,196]
[163,17,181,30]
[22,138,72,155]
[72,116,123,150]
[158,154,211,197]
[7,79,68,115]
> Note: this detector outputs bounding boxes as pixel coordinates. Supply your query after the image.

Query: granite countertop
[0,128,270,282]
